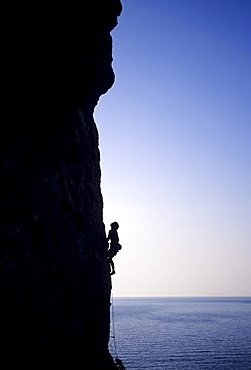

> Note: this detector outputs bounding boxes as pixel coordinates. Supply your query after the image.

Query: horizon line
[112,295,251,298]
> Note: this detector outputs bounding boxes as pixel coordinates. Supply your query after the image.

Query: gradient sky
[94,0,251,297]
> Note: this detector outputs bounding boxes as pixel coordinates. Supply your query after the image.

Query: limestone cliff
[3,2,122,368]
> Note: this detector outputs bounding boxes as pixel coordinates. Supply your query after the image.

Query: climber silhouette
[107,222,122,275]
[115,357,126,369]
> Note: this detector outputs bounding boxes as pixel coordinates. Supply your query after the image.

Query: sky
[94,0,251,297]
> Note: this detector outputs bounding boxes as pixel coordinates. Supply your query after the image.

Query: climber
[115,357,126,369]
[107,222,122,275]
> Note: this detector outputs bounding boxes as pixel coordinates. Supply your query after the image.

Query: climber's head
[111,222,119,230]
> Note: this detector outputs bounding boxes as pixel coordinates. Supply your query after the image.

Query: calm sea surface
[110,297,251,369]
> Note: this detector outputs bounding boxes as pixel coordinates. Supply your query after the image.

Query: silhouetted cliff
[3,2,122,368]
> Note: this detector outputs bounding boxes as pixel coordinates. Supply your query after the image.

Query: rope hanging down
[110,293,126,369]
[111,293,118,359]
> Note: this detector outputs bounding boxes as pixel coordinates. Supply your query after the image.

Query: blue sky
[94,0,251,296]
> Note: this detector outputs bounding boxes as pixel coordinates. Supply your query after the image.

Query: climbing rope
[110,294,126,369]
[110,292,118,359]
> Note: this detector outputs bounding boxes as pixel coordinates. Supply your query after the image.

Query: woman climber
[107,222,122,275]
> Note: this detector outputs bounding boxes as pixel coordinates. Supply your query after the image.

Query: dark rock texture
[3,1,122,368]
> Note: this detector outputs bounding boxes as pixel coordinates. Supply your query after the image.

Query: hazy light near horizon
[95,0,251,297]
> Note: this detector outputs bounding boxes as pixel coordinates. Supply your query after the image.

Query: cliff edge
[3,2,122,368]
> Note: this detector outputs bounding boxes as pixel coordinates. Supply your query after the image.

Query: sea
[109,297,251,369]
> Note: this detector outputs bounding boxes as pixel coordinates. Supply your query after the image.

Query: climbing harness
[110,293,126,369]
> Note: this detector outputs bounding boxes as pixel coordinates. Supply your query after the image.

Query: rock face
[3,2,122,368]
